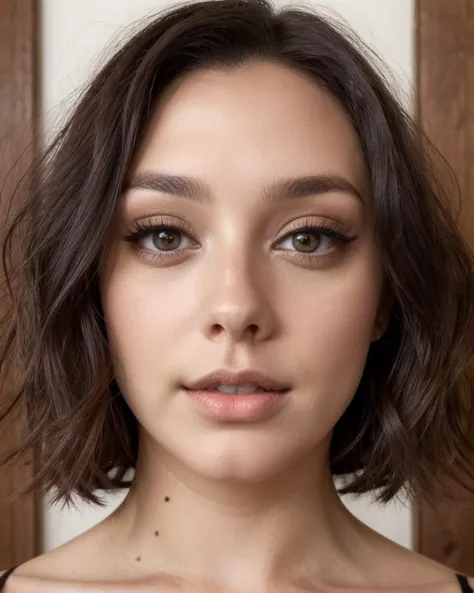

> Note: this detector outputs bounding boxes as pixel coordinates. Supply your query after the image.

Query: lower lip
[184,389,287,421]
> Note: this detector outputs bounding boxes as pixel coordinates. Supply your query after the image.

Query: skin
[4,62,468,592]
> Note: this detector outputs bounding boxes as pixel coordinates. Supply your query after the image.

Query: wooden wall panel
[415,0,474,574]
[0,0,40,566]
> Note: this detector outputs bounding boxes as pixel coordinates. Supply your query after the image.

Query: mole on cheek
[135,556,141,562]
[154,530,159,536]
[164,496,170,502]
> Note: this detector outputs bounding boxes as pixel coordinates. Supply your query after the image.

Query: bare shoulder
[347,525,470,593]
[0,525,131,591]
[0,527,181,592]
[7,525,108,579]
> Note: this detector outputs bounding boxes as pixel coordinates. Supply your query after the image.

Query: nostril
[210,324,224,337]
[205,319,267,342]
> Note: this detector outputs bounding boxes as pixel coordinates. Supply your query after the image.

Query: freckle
[164,496,170,502]
[154,530,159,536]
[135,556,141,562]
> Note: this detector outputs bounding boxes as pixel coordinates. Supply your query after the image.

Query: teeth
[211,384,266,394]
[236,384,262,394]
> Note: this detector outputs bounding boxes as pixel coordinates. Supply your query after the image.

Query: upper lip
[183,369,289,392]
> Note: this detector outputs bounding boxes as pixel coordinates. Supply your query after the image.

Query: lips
[183,369,289,393]
[182,369,289,421]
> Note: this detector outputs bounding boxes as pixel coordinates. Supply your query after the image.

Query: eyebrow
[125,171,364,203]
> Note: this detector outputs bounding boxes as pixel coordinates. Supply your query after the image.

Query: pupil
[292,232,320,252]
[154,230,181,251]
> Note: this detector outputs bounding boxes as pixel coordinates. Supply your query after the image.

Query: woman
[1,0,474,590]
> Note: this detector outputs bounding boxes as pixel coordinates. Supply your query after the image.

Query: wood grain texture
[0,0,40,566]
[415,0,474,574]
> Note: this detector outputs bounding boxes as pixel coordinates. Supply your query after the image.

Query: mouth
[197,384,276,395]
[182,368,290,393]
[181,369,290,421]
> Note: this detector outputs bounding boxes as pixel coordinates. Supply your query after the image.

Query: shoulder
[2,545,104,584]
[0,568,16,591]
[0,568,15,580]
[355,531,471,593]
[0,531,111,588]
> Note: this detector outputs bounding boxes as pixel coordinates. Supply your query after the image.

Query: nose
[198,252,276,344]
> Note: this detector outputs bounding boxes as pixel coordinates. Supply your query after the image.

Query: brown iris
[292,232,320,252]
[153,230,181,251]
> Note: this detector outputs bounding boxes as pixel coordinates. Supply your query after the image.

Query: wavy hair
[1,0,474,507]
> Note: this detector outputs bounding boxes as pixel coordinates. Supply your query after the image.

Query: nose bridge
[199,239,274,342]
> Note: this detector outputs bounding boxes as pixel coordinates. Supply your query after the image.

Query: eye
[142,227,192,252]
[279,231,326,254]
[122,217,198,259]
[276,223,357,256]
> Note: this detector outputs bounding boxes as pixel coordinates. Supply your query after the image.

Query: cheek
[282,251,382,424]
[99,260,194,395]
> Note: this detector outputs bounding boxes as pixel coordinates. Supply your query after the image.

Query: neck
[106,432,374,591]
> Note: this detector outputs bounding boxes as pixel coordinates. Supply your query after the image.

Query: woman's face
[100,61,385,482]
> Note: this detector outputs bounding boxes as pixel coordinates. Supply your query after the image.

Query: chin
[166,429,314,484]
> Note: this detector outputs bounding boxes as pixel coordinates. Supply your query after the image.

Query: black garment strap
[456,574,473,593]
[0,566,17,588]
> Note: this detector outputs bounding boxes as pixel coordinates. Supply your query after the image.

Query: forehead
[131,61,369,198]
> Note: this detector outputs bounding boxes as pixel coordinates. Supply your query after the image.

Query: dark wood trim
[0,0,40,566]
[415,0,474,574]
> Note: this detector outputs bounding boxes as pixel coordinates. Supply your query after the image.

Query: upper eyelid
[131,214,191,229]
[128,224,342,245]
[123,217,353,245]
[127,216,344,233]
[124,217,195,240]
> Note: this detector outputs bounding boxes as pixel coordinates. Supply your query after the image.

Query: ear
[371,282,394,342]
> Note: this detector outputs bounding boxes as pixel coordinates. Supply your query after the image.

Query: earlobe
[371,330,383,342]
[371,314,390,341]
[371,314,388,341]
[371,322,386,341]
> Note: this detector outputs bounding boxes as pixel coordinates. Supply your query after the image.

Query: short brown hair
[2,0,474,508]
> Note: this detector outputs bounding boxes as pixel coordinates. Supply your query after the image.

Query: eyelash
[121,217,358,263]
[122,218,196,262]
